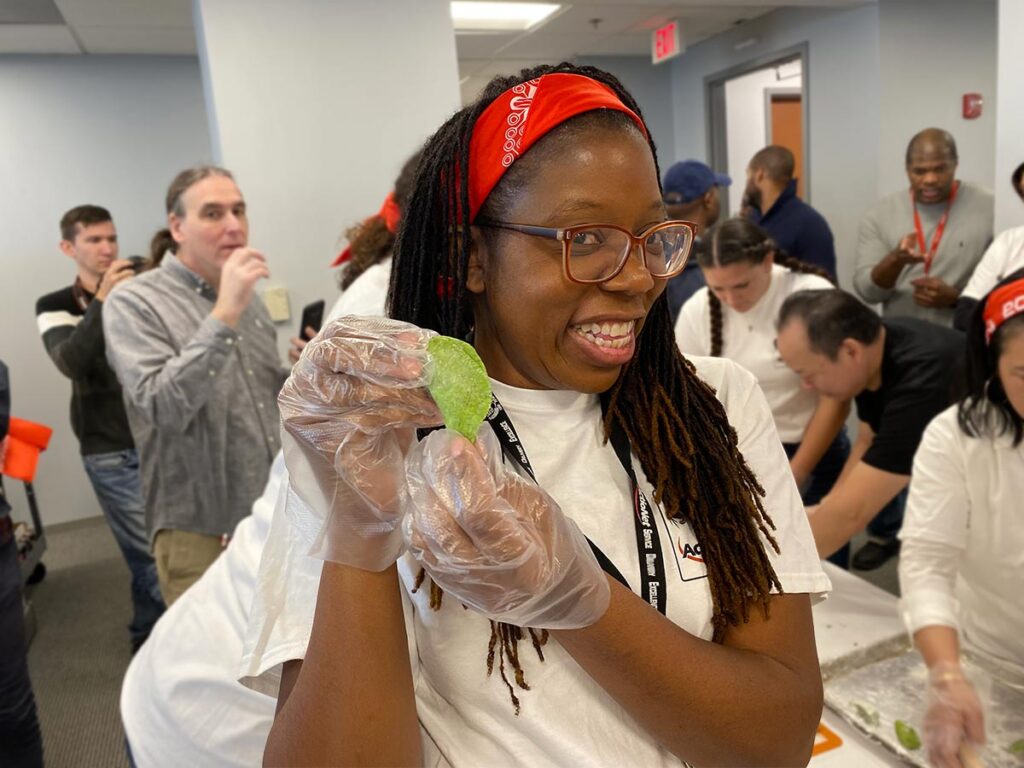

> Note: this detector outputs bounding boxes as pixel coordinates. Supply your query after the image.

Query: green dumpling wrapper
[427,336,492,441]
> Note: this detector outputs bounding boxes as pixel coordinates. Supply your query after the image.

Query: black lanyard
[484,394,668,615]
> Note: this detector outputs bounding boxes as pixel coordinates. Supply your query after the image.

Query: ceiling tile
[54,0,191,28]
[74,24,196,54]
[0,23,79,53]
[454,29,521,59]
[0,0,65,24]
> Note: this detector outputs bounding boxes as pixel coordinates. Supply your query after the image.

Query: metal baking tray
[824,646,1024,767]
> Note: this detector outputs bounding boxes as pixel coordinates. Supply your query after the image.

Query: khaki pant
[153,529,224,606]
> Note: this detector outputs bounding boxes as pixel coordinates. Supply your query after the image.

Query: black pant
[783,428,851,569]
[0,514,43,768]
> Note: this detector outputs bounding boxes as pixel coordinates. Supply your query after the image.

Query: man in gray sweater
[853,128,993,327]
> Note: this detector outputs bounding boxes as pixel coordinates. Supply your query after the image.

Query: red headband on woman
[330,192,402,267]
[983,278,1024,344]
[467,73,648,222]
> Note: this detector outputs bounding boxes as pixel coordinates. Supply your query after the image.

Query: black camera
[128,255,148,274]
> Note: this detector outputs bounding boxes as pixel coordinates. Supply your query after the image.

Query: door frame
[704,43,810,216]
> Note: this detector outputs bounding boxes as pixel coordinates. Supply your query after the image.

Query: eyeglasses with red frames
[475,219,696,284]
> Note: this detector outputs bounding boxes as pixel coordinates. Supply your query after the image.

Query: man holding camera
[35,205,165,652]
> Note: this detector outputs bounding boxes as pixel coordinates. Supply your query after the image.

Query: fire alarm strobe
[962,93,983,120]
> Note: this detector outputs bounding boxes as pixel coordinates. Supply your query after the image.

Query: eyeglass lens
[567,225,692,282]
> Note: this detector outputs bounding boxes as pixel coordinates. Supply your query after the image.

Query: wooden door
[770,94,804,198]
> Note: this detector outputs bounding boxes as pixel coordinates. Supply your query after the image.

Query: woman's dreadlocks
[389,63,783,713]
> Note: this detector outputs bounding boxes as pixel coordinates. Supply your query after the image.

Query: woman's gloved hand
[401,427,611,629]
[278,316,442,570]
[922,661,986,768]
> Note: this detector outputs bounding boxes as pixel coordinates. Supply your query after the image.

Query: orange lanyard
[912,181,959,275]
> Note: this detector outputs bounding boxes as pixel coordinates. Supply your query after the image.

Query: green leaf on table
[895,720,921,750]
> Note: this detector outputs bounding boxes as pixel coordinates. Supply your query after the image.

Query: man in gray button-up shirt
[104,166,287,604]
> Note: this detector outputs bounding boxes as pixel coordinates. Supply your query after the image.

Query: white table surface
[809,563,909,766]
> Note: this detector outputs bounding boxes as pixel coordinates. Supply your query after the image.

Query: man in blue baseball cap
[662,160,731,322]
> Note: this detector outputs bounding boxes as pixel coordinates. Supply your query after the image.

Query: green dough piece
[427,336,491,441]
[853,702,880,727]
[1008,739,1024,755]
[895,721,922,750]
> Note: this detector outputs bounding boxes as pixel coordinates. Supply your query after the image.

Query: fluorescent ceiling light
[451,2,561,32]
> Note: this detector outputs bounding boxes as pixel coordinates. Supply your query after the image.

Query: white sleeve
[696,357,831,600]
[238,478,325,697]
[897,410,967,636]
[898,539,961,636]
[960,231,1009,300]
[674,289,711,356]
[327,259,392,322]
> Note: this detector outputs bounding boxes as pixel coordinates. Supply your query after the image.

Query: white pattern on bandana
[501,78,540,168]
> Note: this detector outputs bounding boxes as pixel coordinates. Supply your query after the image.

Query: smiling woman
[257,63,830,768]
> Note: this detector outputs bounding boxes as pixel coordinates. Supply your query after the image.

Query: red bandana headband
[467,73,648,222]
[983,278,1024,344]
[330,192,402,267]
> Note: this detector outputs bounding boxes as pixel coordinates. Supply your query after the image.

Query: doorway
[706,47,808,217]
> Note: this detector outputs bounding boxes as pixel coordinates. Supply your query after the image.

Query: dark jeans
[784,428,851,569]
[0,515,43,768]
[866,488,908,541]
[82,449,165,643]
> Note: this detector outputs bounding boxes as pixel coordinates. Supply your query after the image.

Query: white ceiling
[0,0,872,99]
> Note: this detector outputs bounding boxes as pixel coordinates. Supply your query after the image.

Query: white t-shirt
[674,265,833,443]
[960,225,1024,301]
[330,258,392,321]
[121,455,291,768]
[240,356,830,767]
[898,406,1024,668]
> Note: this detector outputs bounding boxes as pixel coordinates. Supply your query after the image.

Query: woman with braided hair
[675,218,852,566]
[256,63,829,767]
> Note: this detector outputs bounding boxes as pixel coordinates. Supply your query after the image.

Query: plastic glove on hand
[278,315,442,570]
[922,662,985,768]
[402,427,610,629]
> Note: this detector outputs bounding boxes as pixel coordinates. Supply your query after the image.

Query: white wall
[195,0,462,365]
[723,62,803,214]
[669,4,880,291]
[0,56,212,526]
[876,0,997,196]
[994,0,1024,232]
[575,55,675,171]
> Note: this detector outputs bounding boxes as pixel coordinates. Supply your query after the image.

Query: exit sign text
[652,20,683,64]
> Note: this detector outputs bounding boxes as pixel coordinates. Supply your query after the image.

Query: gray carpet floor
[25,516,133,768]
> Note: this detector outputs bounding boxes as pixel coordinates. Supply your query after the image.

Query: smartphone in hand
[298,300,325,339]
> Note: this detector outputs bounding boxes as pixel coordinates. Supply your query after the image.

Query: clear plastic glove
[278,315,442,570]
[401,427,611,629]
[923,662,986,768]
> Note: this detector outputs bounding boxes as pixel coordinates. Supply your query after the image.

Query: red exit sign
[652,20,683,64]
